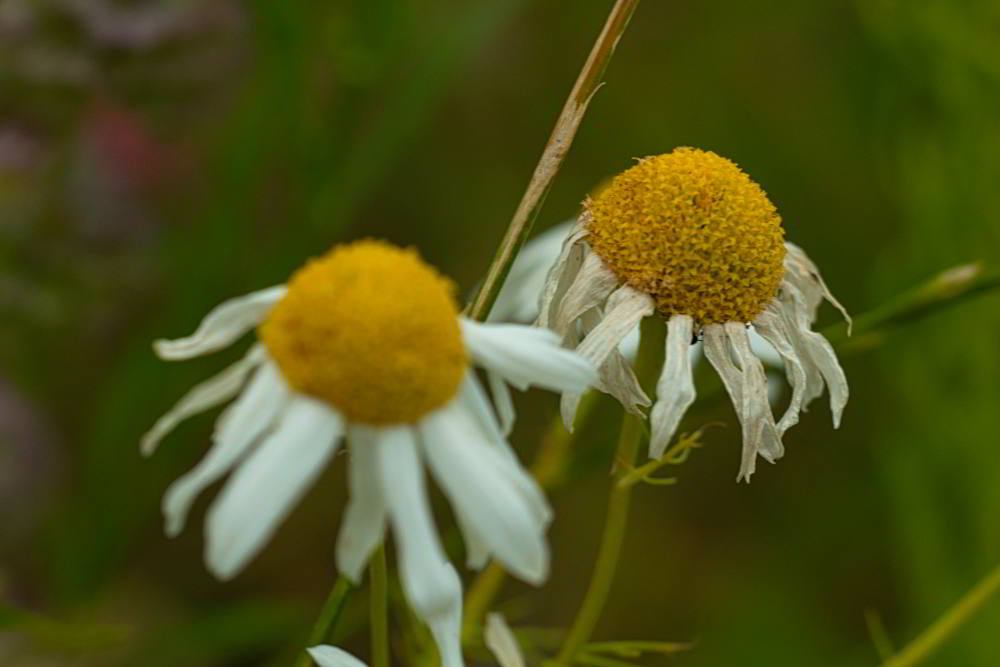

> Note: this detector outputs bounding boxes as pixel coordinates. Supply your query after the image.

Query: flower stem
[824,262,1000,347]
[555,318,664,664]
[880,563,1000,667]
[370,544,390,667]
[293,576,353,667]
[466,0,641,321]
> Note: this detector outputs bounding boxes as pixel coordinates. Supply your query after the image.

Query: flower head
[260,241,465,424]
[142,240,597,667]
[538,148,849,481]
[586,148,785,324]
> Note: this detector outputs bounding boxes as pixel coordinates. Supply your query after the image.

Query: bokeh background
[2,1,999,665]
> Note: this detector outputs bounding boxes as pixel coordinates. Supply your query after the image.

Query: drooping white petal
[575,285,656,370]
[491,221,576,323]
[784,242,852,332]
[537,222,588,328]
[487,371,516,437]
[377,428,464,667]
[753,309,809,434]
[153,285,286,360]
[649,315,697,459]
[561,285,654,429]
[581,309,649,417]
[726,322,784,465]
[702,325,755,482]
[460,319,596,393]
[307,646,369,667]
[552,251,619,337]
[163,360,289,537]
[780,283,849,427]
[335,426,386,583]
[485,614,526,667]
[420,400,550,584]
[205,396,343,580]
[141,344,266,457]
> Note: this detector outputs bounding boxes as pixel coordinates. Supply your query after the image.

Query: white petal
[163,360,289,536]
[581,309,648,416]
[726,322,784,465]
[455,377,551,536]
[205,396,343,579]
[702,325,755,481]
[461,319,596,393]
[576,286,656,368]
[485,614,526,667]
[141,344,266,457]
[537,221,588,328]
[487,371,516,437]
[420,402,550,584]
[307,646,369,667]
[377,428,464,667]
[452,503,491,570]
[562,286,654,428]
[455,371,514,459]
[335,427,387,583]
[781,283,849,427]
[552,251,619,336]
[491,221,576,323]
[784,242,852,332]
[427,563,465,667]
[153,285,286,360]
[753,309,808,434]
[649,315,697,459]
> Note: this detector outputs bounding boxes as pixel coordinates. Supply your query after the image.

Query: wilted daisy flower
[142,240,596,666]
[539,148,850,481]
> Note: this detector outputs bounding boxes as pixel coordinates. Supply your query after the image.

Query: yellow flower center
[259,240,466,425]
[586,147,786,324]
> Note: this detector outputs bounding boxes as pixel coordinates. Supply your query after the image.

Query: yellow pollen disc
[586,147,786,324]
[259,240,466,425]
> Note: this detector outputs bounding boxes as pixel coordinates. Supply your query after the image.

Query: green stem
[370,544,390,667]
[881,563,1000,667]
[556,318,664,664]
[293,576,353,667]
[466,0,641,321]
[824,262,1000,347]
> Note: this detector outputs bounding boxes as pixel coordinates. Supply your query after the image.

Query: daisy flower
[142,240,596,667]
[538,148,850,481]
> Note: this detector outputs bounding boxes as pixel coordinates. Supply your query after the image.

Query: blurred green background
[2,1,998,665]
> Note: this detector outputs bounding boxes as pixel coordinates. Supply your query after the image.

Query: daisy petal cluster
[539,148,850,481]
[143,240,596,665]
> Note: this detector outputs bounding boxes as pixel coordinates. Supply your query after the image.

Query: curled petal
[649,315,697,459]
[537,221,588,328]
[163,360,289,536]
[141,344,266,456]
[154,285,286,360]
